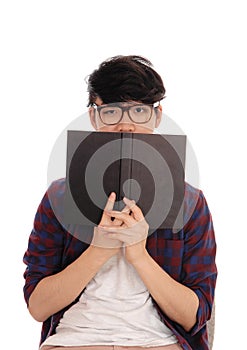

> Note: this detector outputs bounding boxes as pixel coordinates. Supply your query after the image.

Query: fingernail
[123,197,135,206]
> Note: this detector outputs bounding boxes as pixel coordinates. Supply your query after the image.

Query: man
[23,55,217,350]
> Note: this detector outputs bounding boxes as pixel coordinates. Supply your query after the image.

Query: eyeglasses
[93,102,159,125]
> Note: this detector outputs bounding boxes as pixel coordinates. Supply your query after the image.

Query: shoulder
[185,182,211,209]
[183,182,211,228]
[40,178,67,221]
[184,182,200,215]
[47,177,66,194]
[46,178,66,204]
[184,181,201,200]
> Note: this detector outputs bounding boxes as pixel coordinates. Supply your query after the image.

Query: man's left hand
[99,197,149,264]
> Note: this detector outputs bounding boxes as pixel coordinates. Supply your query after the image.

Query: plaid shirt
[23,179,217,350]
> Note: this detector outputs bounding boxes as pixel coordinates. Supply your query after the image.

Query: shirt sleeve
[182,189,217,336]
[23,182,65,306]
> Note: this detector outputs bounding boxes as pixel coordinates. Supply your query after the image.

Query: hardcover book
[64,131,186,230]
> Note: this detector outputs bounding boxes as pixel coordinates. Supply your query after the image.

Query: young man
[23,55,217,350]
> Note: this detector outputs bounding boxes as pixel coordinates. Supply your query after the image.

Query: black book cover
[64,131,186,230]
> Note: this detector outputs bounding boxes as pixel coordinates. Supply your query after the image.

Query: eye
[101,108,118,115]
[135,107,144,113]
[133,106,148,114]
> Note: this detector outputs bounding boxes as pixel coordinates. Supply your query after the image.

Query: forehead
[95,97,143,107]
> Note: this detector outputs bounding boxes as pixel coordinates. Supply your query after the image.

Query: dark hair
[86,55,166,106]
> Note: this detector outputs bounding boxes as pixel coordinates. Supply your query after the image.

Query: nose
[116,111,135,132]
[116,122,135,132]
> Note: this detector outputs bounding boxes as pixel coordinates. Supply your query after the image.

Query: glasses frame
[93,101,160,126]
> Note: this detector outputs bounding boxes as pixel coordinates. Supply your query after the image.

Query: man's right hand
[90,192,123,253]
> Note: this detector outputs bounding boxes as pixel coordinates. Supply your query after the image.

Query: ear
[89,107,98,130]
[155,105,162,128]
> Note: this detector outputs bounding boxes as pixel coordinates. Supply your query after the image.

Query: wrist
[125,244,149,266]
[86,244,118,264]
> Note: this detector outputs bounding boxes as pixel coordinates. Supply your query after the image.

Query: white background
[1,1,246,349]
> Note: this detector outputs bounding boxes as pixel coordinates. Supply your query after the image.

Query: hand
[91,192,123,253]
[100,197,149,264]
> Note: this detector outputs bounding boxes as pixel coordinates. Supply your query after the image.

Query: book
[64,131,186,230]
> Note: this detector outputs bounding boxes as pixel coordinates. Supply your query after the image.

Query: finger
[105,210,136,227]
[112,218,123,226]
[104,192,116,211]
[99,225,129,233]
[123,197,144,221]
[106,232,147,245]
[99,192,116,225]
[104,203,130,217]
[122,197,136,210]
[121,204,131,214]
[112,204,130,226]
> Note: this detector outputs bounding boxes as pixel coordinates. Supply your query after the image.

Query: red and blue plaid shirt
[23,179,217,350]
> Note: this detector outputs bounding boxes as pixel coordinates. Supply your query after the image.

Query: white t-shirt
[40,248,178,348]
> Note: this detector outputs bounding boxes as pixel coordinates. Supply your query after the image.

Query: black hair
[86,55,166,106]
